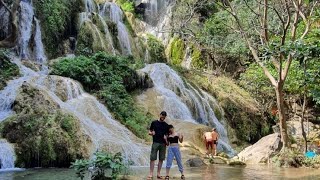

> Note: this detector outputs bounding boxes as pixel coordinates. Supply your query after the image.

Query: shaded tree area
[168,0,320,149]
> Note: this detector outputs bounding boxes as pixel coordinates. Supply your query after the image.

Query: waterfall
[33,76,149,165]
[143,0,173,44]
[140,63,235,155]
[0,57,38,122]
[0,139,15,170]
[33,19,47,64]
[84,0,96,13]
[18,0,34,60]
[100,2,132,55]
[117,22,132,55]
[79,0,116,55]
[97,15,116,55]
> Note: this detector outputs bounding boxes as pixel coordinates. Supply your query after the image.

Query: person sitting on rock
[203,128,219,157]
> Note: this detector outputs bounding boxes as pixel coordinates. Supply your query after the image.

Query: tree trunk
[275,82,289,149]
[301,59,308,152]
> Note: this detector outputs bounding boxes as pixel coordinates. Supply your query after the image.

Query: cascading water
[140,63,235,155]
[17,0,34,60]
[0,56,39,122]
[0,139,16,170]
[33,76,149,165]
[84,0,96,12]
[33,19,47,64]
[143,0,173,44]
[79,0,116,55]
[99,2,132,55]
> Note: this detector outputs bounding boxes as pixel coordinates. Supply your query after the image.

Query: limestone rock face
[13,82,60,114]
[236,133,281,164]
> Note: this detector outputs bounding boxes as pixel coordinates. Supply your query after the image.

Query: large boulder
[236,133,281,164]
[287,121,314,138]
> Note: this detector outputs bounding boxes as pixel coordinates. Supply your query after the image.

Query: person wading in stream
[203,128,219,157]
[164,125,185,180]
[148,111,170,180]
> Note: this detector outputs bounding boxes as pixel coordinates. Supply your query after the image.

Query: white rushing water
[33,19,47,64]
[18,0,34,60]
[140,63,235,155]
[79,0,116,55]
[99,2,132,55]
[143,0,173,44]
[33,76,149,165]
[0,139,16,170]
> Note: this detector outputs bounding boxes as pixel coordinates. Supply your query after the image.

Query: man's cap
[160,111,167,116]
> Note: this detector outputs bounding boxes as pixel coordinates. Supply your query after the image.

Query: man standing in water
[148,111,169,179]
[204,128,219,157]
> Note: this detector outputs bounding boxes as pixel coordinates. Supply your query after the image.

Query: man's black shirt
[149,120,169,144]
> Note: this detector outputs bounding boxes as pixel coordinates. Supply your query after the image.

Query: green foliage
[240,59,320,106]
[302,155,320,168]
[1,111,84,168]
[117,0,135,13]
[0,50,20,90]
[146,34,166,63]
[51,52,150,139]
[272,150,304,168]
[169,38,185,65]
[71,152,126,180]
[200,5,248,58]
[34,0,79,58]
[191,45,205,69]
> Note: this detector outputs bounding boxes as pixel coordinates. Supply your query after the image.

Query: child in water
[164,125,185,180]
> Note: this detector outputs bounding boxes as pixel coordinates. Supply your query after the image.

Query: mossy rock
[0,51,20,90]
[13,83,60,114]
[145,34,166,63]
[0,83,91,168]
[191,44,205,69]
[1,111,90,168]
[33,0,82,58]
[167,37,185,66]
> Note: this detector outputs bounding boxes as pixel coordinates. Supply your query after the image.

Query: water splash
[140,63,235,155]
[0,139,15,169]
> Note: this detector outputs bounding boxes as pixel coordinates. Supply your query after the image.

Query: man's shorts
[206,140,213,150]
[150,142,166,161]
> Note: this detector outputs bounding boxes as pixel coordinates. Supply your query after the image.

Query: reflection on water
[0,165,320,180]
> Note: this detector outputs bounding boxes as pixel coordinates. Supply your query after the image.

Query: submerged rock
[185,158,206,167]
[236,133,281,164]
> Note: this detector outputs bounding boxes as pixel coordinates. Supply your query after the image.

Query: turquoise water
[1,165,320,180]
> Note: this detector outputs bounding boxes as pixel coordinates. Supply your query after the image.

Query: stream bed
[1,164,320,180]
